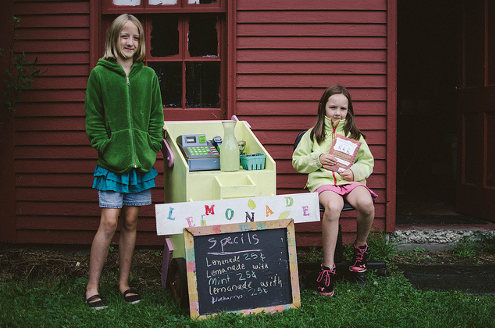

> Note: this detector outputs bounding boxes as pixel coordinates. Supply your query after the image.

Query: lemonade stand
[159,119,277,306]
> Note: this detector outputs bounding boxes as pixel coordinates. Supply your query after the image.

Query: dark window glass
[151,15,179,57]
[186,62,220,108]
[150,62,182,107]
[188,16,218,57]
[189,0,217,4]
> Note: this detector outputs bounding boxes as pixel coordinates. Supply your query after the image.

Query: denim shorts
[98,189,152,208]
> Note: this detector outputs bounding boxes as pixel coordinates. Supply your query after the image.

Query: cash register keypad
[188,146,218,157]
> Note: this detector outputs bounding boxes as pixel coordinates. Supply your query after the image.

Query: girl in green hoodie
[292,85,376,297]
[84,14,164,309]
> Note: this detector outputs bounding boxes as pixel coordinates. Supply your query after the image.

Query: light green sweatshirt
[292,116,374,192]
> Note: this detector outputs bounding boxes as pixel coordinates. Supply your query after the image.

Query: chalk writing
[207,232,259,253]
[192,228,292,315]
[184,219,301,319]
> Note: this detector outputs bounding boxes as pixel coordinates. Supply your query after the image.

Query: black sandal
[122,288,141,304]
[84,293,108,310]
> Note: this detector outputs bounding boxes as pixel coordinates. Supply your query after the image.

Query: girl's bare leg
[118,206,140,294]
[345,186,375,246]
[319,191,344,268]
[86,208,120,300]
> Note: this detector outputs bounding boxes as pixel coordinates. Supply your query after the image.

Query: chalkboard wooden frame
[184,219,301,319]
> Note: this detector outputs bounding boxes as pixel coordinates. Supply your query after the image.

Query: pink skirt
[315,182,378,199]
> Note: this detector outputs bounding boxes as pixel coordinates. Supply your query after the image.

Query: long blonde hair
[103,14,146,63]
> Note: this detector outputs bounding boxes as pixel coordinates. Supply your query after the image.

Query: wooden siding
[235,0,391,245]
[0,0,16,243]
[2,0,395,246]
[8,0,164,245]
[11,0,93,244]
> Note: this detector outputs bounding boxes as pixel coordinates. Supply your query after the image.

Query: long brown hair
[310,84,365,143]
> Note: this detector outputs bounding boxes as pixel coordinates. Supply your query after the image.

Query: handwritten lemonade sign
[184,219,300,319]
[155,193,319,235]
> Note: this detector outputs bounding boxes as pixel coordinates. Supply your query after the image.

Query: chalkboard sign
[184,219,300,319]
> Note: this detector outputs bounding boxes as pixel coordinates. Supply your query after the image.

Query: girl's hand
[319,153,337,166]
[340,169,354,181]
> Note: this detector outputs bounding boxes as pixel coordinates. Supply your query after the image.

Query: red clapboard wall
[11,0,101,244]
[233,0,395,246]
[3,0,396,246]
[8,0,163,245]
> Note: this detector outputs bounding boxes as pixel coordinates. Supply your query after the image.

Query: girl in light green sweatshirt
[292,85,376,297]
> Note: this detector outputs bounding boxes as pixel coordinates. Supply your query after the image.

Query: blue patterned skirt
[92,165,157,194]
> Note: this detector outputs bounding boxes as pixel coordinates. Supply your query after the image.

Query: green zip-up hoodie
[85,59,164,174]
[292,116,374,192]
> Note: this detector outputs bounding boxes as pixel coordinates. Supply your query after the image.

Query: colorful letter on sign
[155,193,320,235]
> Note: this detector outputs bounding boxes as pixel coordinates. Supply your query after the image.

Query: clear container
[220,121,240,171]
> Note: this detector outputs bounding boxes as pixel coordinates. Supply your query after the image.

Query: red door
[457,0,495,222]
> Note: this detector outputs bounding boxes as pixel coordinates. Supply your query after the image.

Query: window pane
[186,62,220,108]
[188,0,217,4]
[188,16,218,57]
[149,62,182,108]
[149,0,177,4]
[113,0,141,5]
[151,16,179,57]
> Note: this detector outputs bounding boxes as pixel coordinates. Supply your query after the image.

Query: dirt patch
[1,244,494,282]
[393,251,495,265]
[0,244,164,281]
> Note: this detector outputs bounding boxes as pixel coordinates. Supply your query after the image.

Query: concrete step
[390,215,495,251]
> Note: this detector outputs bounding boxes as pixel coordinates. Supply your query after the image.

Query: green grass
[1,235,495,328]
[300,228,398,265]
[343,228,398,264]
[1,271,494,328]
[451,235,495,259]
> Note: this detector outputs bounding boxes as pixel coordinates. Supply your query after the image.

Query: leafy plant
[344,228,397,263]
[1,16,40,115]
[451,235,495,259]
[475,235,495,253]
[452,237,478,259]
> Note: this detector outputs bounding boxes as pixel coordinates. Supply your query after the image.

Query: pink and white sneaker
[349,244,369,273]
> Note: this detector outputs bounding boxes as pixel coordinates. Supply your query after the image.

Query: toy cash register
[177,134,220,171]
